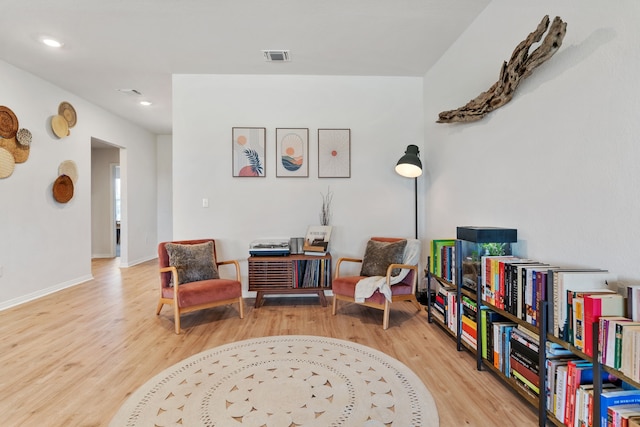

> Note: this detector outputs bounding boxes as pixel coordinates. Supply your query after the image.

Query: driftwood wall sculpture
[437,15,567,124]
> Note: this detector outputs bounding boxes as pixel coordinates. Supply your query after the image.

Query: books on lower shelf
[600,388,640,427]
[432,279,457,333]
[292,258,331,288]
[608,404,640,427]
[461,295,478,349]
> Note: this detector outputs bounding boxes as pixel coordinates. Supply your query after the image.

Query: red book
[583,293,624,357]
[564,360,594,426]
[498,260,506,309]
[510,356,540,388]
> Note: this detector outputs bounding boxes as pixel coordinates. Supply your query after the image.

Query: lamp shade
[395,144,422,178]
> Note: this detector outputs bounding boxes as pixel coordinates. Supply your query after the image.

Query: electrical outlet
[0,265,3,277]
[202,198,209,208]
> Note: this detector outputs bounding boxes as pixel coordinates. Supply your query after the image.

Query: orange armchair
[157,239,244,334]
[331,237,421,329]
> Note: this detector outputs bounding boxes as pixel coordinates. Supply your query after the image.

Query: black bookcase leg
[426,258,433,323]
[539,302,548,427]
[593,320,601,427]
[477,274,482,371]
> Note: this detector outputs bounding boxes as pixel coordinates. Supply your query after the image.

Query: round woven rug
[110,335,439,427]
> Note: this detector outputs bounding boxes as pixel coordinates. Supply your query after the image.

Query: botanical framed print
[276,128,309,177]
[232,127,266,177]
[318,128,351,178]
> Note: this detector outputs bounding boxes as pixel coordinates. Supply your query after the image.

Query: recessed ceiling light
[139,101,152,106]
[42,38,63,48]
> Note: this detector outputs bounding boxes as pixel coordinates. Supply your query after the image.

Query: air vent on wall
[116,88,143,96]
[262,50,291,62]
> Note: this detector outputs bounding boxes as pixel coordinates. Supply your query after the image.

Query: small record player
[249,239,290,256]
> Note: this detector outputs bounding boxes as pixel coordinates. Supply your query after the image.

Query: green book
[614,321,640,369]
[430,239,456,277]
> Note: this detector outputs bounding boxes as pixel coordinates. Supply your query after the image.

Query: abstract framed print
[276,128,309,177]
[232,127,266,177]
[318,128,350,178]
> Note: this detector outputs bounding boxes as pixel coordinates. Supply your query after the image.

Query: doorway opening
[113,164,121,257]
[90,137,123,263]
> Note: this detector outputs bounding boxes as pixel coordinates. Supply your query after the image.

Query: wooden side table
[248,253,332,307]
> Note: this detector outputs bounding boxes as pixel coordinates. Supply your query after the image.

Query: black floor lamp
[395,144,423,239]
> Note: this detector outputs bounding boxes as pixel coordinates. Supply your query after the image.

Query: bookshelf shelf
[545,412,565,427]
[248,254,332,308]
[482,300,539,335]
[428,234,640,427]
[481,359,539,406]
[546,333,593,362]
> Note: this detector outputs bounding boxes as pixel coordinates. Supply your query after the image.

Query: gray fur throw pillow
[360,239,407,277]
[165,241,219,285]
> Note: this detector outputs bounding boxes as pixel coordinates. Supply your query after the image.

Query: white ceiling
[0,0,490,135]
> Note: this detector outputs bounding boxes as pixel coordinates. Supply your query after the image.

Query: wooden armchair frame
[331,255,421,330]
[157,239,244,334]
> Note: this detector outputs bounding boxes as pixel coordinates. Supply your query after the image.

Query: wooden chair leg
[156,301,164,315]
[174,304,181,335]
[382,300,390,330]
[238,297,244,319]
[332,296,338,315]
[409,295,421,311]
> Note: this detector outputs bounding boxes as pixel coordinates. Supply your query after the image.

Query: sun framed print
[318,128,350,178]
[232,127,266,177]
[276,128,309,177]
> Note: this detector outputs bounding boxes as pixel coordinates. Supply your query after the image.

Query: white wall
[157,134,173,244]
[173,74,424,292]
[0,59,158,309]
[423,0,640,283]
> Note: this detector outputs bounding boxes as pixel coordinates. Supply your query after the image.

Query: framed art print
[232,127,266,177]
[276,128,308,177]
[318,128,350,178]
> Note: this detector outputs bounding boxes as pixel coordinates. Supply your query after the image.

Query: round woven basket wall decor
[0,106,19,139]
[51,115,69,138]
[58,102,77,128]
[0,147,16,178]
[53,174,74,203]
[16,128,32,147]
[58,160,78,184]
[0,136,29,163]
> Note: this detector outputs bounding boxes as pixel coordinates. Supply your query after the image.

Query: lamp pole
[413,177,418,239]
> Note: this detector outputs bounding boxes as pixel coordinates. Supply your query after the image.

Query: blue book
[600,388,640,427]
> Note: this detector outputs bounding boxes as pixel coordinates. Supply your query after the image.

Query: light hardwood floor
[0,258,539,426]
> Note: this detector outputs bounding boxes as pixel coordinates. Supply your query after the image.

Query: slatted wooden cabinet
[248,254,332,307]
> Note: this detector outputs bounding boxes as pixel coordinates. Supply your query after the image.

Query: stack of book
[600,387,640,427]
[461,295,478,349]
[510,327,540,397]
[432,281,457,333]
[303,225,332,256]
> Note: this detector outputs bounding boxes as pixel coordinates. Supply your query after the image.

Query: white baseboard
[92,253,113,258]
[121,254,157,268]
[0,274,93,311]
